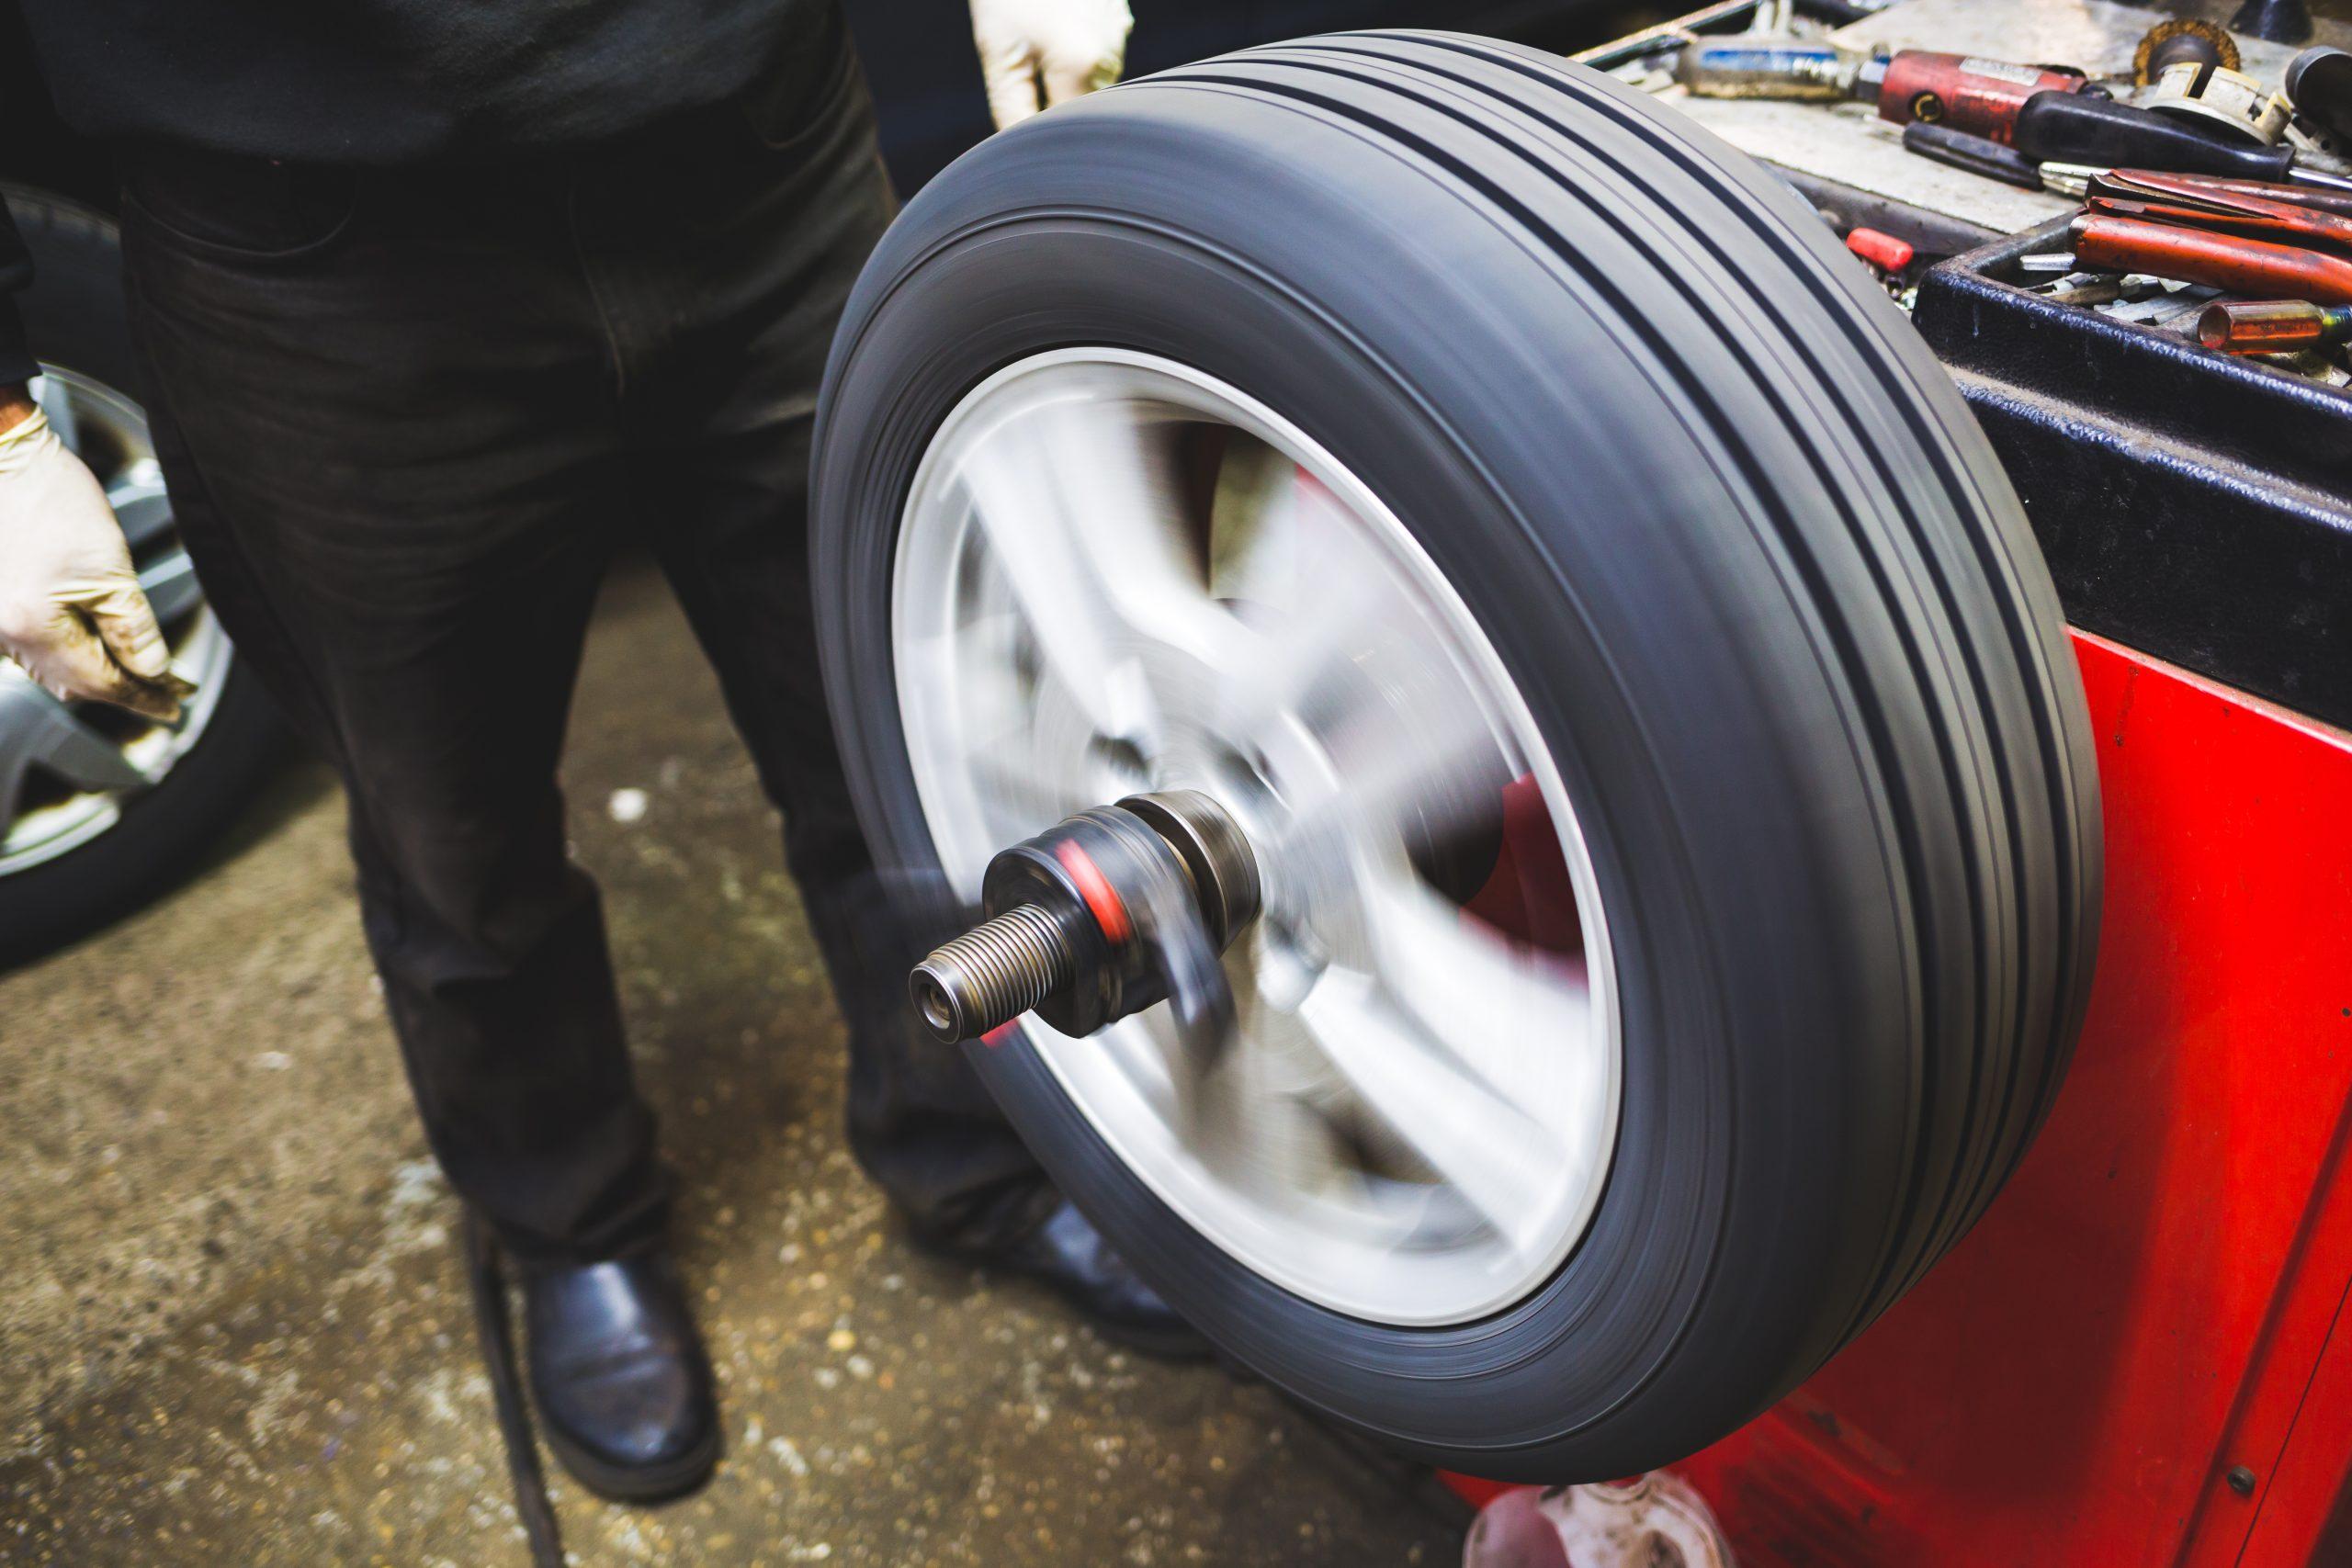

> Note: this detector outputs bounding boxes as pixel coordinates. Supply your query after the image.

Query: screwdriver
[1675,39,1871,100]
[1903,122,2045,188]
[2197,299,2352,353]
[2016,92,2352,194]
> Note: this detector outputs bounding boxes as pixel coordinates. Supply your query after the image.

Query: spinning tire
[812,33,2100,1479]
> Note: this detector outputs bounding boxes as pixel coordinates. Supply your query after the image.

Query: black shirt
[0,0,834,384]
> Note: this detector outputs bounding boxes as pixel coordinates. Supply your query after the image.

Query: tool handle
[1903,121,2045,188]
[2098,169,2352,217]
[1675,39,1863,100]
[2016,92,2296,180]
[2196,299,2350,352]
[2085,194,2352,257]
[2071,212,2352,302]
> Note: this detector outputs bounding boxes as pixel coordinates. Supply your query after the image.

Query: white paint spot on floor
[608,788,650,824]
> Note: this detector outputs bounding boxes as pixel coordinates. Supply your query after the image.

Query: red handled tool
[2084,175,2352,257]
[2089,168,2352,219]
[1845,227,1917,273]
[2070,213,2352,303]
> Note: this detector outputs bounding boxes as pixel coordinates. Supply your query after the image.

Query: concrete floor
[0,558,1467,1566]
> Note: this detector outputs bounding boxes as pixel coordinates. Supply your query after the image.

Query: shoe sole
[538,1412,722,1504]
[1083,1314,1216,1362]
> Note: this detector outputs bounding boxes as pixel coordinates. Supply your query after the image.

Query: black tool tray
[1913,215,2352,731]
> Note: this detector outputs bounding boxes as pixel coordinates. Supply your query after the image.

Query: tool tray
[1913,214,2352,730]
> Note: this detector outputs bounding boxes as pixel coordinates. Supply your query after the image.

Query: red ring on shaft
[1056,841,1133,945]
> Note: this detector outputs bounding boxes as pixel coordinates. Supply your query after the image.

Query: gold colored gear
[2133,17,2241,86]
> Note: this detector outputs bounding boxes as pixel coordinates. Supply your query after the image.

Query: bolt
[910,903,1079,1043]
[2227,1466,2256,1498]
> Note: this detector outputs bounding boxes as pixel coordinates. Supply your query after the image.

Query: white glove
[970,0,1134,130]
[0,405,184,721]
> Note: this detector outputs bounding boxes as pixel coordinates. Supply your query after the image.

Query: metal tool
[2070,212,2352,302]
[2015,92,2352,193]
[2143,60,2290,144]
[2018,251,2080,276]
[2090,168,2352,218]
[2197,298,2352,353]
[1903,121,2044,189]
[2084,172,2352,257]
[1675,38,1873,100]
[910,790,1258,1050]
[2133,17,2240,85]
[2039,161,2106,198]
[1859,51,2097,144]
[2285,46,2352,148]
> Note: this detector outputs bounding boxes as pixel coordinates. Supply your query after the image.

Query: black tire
[812,33,2100,1479]
[0,186,287,964]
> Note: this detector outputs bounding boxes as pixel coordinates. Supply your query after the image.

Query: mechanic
[0,0,1195,1505]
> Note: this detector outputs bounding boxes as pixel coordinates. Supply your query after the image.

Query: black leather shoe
[524,1250,719,1501]
[992,1200,1210,1359]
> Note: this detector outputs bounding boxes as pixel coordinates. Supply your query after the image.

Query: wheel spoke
[1018,396,1235,658]
[137,549,204,624]
[110,484,175,551]
[1357,866,1597,1110]
[1125,987,1354,1205]
[1271,662,1512,898]
[956,394,1254,742]
[1295,967,1566,1253]
[0,675,153,832]
[1201,1064,1351,1209]
[956,418,1160,745]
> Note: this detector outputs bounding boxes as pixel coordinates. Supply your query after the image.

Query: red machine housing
[1450,630,2352,1566]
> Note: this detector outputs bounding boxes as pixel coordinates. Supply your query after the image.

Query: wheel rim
[0,366,231,875]
[893,349,1620,1325]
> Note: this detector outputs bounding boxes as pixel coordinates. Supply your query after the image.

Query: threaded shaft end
[910,903,1077,1043]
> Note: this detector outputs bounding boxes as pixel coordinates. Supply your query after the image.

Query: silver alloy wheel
[0,366,229,874]
[893,350,1621,1326]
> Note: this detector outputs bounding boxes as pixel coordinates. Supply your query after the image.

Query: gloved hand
[0,402,184,721]
[970,0,1134,130]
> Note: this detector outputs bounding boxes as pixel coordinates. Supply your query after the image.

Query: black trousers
[116,26,1049,1265]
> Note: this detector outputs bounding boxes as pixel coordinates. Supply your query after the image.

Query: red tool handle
[1845,227,1917,273]
[2085,197,2352,258]
[2097,170,2352,219]
[1876,51,2089,143]
[2071,214,2352,303]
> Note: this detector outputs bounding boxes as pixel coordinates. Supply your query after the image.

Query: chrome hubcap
[893,350,1619,1325]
